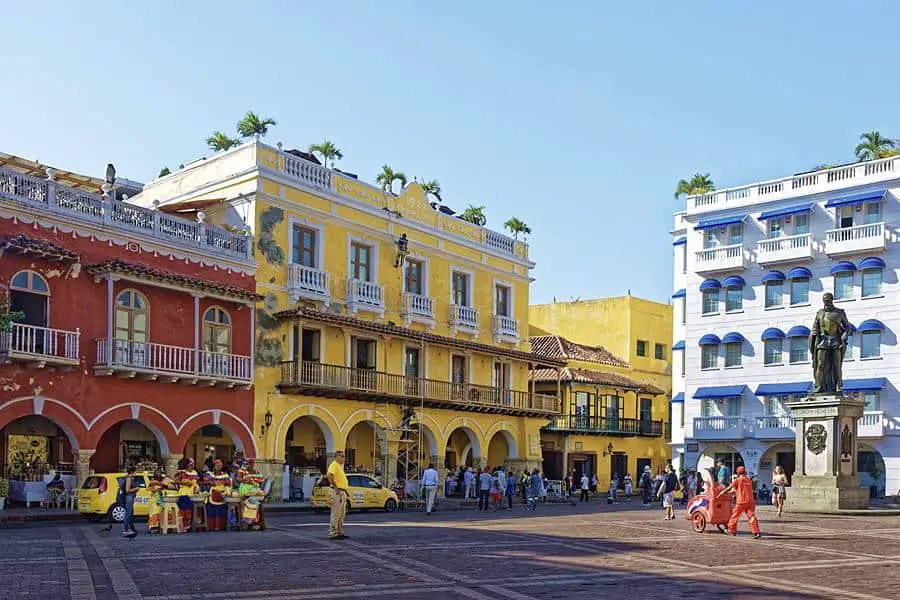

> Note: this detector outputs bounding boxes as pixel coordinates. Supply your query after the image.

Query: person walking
[496,466,506,495]
[772,465,790,518]
[478,467,492,511]
[590,473,598,496]
[422,463,439,515]
[640,466,653,507]
[579,472,590,502]
[121,465,139,538]
[719,466,761,539]
[463,468,475,500]
[326,450,350,540]
[716,459,731,486]
[623,473,633,502]
[657,465,679,520]
[505,471,517,510]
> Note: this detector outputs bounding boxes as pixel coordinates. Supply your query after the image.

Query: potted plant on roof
[0,476,8,511]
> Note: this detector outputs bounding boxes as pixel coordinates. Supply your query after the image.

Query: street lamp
[261,410,273,436]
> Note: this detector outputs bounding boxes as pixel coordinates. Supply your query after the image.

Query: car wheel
[108,504,126,523]
[384,498,398,512]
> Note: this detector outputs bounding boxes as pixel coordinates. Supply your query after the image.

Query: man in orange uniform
[718,466,761,539]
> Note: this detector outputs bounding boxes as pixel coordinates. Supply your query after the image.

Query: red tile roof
[84,259,263,302]
[0,235,80,264]
[530,367,664,394]
[274,306,567,367]
[529,335,630,368]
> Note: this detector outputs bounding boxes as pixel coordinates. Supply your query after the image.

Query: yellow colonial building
[134,142,565,496]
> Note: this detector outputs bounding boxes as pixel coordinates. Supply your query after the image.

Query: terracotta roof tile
[0,235,80,264]
[529,335,630,368]
[530,367,663,394]
[84,259,263,302]
[274,306,567,367]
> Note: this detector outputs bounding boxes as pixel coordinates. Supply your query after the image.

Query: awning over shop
[842,378,886,392]
[671,392,684,404]
[693,385,748,399]
[755,382,812,396]
[824,189,886,208]
[694,215,746,230]
[758,202,815,221]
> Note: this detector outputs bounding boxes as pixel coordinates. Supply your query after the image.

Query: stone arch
[273,404,340,460]
[85,403,177,454]
[339,409,395,437]
[443,425,484,469]
[485,421,520,456]
[487,429,518,467]
[696,443,744,477]
[176,410,258,459]
[0,396,88,451]
[859,443,886,498]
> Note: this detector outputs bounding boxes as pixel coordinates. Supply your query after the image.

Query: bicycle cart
[685,476,731,534]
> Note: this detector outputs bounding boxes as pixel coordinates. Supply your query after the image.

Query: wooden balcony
[544,415,664,437]
[0,323,80,369]
[93,338,252,388]
[278,361,559,417]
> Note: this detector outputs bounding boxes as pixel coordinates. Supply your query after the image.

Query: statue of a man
[810,292,851,394]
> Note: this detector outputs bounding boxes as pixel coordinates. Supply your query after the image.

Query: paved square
[1,504,898,599]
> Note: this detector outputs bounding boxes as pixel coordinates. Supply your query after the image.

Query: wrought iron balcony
[544,415,664,437]
[0,323,80,369]
[94,338,252,388]
[278,361,558,417]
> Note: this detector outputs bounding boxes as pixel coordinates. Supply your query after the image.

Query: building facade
[671,157,900,498]
[529,334,668,484]
[134,142,564,496]
[0,155,259,488]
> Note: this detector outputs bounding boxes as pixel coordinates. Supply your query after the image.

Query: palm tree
[855,131,895,161]
[503,217,531,240]
[375,165,407,194]
[308,140,343,168]
[674,173,715,199]
[421,179,442,202]
[206,131,241,152]
[460,205,487,226]
[236,111,277,140]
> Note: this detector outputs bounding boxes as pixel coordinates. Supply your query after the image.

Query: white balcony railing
[686,155,899,215]
[283,153,331,190]
[0,166,251,260]
[825,222,885,256]
[756,233,814,264]
[694,244,746,273]
[288,264,330,301]
[94,339,252,384]
[401,292,435,320]
[693,416,746,440]
[753,416,795,439]
[450,305,479,331]
[492,315,519,339]
[858,411,885,438]
[346,279,385,312]
[0,323,80,366]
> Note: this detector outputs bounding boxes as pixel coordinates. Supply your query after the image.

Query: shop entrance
[610,453,628,482]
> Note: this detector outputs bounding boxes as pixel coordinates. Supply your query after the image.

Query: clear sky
[2,2,897,305]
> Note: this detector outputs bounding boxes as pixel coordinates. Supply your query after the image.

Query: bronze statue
[810,292,851,394]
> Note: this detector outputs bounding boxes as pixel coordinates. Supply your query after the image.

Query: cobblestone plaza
[2,505,898,600]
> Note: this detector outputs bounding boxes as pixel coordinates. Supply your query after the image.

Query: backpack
[115,477,126,506]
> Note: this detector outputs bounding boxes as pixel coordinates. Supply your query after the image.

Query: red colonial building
[0,154,260,493]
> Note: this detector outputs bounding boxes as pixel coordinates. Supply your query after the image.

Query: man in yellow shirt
[326,450,349,539]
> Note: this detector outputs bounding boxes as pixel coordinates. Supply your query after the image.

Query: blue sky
[2,2,897,305]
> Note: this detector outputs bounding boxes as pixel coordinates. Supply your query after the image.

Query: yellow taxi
[311,473,398,512]
[78,472,153,522]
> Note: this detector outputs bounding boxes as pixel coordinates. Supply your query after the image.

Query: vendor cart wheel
[716,524,727,534]
[691,512,707,533]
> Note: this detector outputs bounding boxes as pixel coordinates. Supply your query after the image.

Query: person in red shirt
[718,466,761,539]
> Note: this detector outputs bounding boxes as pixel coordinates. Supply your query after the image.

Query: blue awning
[830,261,856,274]
[698,334,721,346]
[824,189,886,208]
[762,270,786,283]
[761,327,785,341]
[758,202,815,221]
[672,288,686,299]
[787,267,812,280]
[848,322,857,334]
[787,325,811,337]
[722,275,745,288]
[843,378,886,392]
[722,332,745,344]
[858,319,885,332]
[699,279,722,291]
[695,215,746,230]
[693,385,747,399]
[755,382,812,396]
[673,340,685,351]
[671,392,684,404]
[673,236,686,246]
[859,256,886,270]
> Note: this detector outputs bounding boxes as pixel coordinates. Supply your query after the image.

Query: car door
[360,476,382,506]
[133,475,152,516]
[347,476,367,507]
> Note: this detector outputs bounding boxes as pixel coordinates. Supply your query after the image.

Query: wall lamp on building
[602,443,614,457]
[261,410,273,436]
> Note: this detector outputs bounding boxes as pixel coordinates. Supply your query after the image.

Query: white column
[105,276,114,363]
[193,295,200,374]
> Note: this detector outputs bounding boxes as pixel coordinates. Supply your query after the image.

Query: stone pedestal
[162,454,184,477]
[73,450,96,488]
[786,394,869,512]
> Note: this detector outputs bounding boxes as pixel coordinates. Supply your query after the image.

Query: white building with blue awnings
[671,157,900,498]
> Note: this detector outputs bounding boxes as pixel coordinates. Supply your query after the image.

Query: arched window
[203,306,231,354]
[9,270,50,327]
[115,289,149,344]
